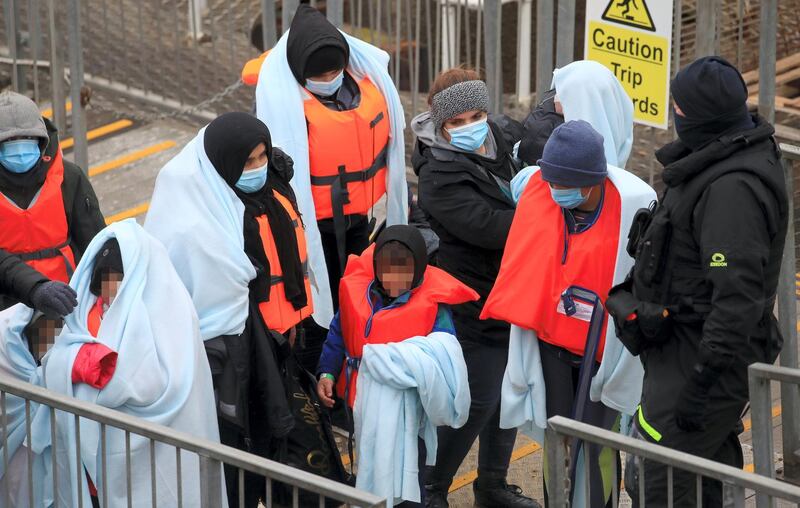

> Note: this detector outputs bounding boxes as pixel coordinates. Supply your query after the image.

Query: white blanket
[354,333,470,505]
[38,220,224,508]
[145,127,257,340]
[256,29,408,328]
[0,304,47,507]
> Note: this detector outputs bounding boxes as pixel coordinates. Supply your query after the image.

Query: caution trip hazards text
[587,20,669,127]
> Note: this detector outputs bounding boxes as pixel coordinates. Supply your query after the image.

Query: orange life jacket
[304,76,390,221]
[241,51,270,86]
[87,296,103,337]
[0,149,76,283]
[336,245,479,406]
[256,189,314,333]
[481,172,622,360]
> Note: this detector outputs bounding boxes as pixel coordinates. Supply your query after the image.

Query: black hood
[373,225,428,295]
[286,4,349,86]
[657,115,776,187]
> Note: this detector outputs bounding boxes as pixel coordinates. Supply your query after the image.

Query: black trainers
[473,478,541,508]
[424,486,449,508]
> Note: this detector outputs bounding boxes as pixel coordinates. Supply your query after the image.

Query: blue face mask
[235,163,268,193]
[306,71,344,97]
[446,118,489,152]
[550,186,589,209]
[0,139,41,173]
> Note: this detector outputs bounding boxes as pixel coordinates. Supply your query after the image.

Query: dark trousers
[427,340,517,491]
[219,420,266,508]
[629,332,753,508]
[297,215,371,375]
[318,214,371,310]
[539,342,620,508]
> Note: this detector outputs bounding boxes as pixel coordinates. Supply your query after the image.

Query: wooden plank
[742,52,800,86]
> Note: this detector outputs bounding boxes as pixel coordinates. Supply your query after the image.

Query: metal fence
[0,374,387,508]
[545,415,800,507]
[749,363,800,506]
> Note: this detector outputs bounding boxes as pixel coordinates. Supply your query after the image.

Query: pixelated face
[375,244,415,298]
[101,270,124,307]
[28,317,63,362]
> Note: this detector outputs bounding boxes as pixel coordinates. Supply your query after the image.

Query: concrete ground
[67,105,796,507]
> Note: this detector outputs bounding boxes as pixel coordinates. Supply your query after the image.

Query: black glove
[29,281,78,318]
[674,363,721,432]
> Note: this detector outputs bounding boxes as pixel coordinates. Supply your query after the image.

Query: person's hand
[317,376,335,408]
[288,326,297,348]
[30,281,78,318]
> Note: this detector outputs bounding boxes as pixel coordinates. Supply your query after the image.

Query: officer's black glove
[674,362,722,432]
[29,281,78,318]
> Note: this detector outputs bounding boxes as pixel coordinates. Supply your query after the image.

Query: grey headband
[430,80,490,129]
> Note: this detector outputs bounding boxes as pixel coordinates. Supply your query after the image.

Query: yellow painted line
[89,141,177,177]
[449,442,542,493]
[41,101,72,119]
[61,119,134,150]
[105,202,149,225]
[743,405,782,433]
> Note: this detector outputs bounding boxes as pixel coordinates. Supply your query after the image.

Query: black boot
[424,485,449,508]
[473,476,541,508]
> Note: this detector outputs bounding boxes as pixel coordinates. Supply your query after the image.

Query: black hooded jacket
[412,120,518,346]
[639,116,787,372]
[0,118,105,310]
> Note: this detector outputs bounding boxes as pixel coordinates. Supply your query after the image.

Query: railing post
[282,0,299,33]
[555,0,575,68]
[749,366,776,508]
[758,0,777,123]
[516,0,533,105]
[199,455,223,508]
[3,0,25,92]
[695,0,717,58]
[545,425,570,507]
[326,0,343,28]
[535,0,554,102]
[48,0,67,134]
[723,483,746,508]
[778,147,800,482]
[483,0,503,114]
[66,0,89,173]
[260,0,277,50]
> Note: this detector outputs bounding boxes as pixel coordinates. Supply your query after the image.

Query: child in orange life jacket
[316,225,476,409]
[316,225,476,508]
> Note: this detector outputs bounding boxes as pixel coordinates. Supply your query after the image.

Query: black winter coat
[413,122,518,346]
[0,118,105,310]
[0,249,48,306]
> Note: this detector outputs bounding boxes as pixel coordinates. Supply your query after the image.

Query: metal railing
[545,415,800,507]
[749,363,800,507]
[0,374,387,508]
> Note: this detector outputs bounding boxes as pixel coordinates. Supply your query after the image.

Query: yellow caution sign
[584,0,673,129]
[602,0,655,32]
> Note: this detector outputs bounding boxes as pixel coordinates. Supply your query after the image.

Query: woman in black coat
[411,68,538,508]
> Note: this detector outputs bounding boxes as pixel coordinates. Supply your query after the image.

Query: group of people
[0,4,788,508]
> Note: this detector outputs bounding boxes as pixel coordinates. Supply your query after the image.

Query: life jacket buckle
[561,293,577,317]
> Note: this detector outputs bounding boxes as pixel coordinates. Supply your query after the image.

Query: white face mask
[306,71,345,97]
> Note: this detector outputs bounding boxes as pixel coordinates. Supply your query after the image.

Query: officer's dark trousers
[299,214,371,374]
[627,335,753,508]
[539,342,620,508]
[427,339,517,491]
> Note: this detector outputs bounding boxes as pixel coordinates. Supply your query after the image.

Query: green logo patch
[710,253,728,267]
